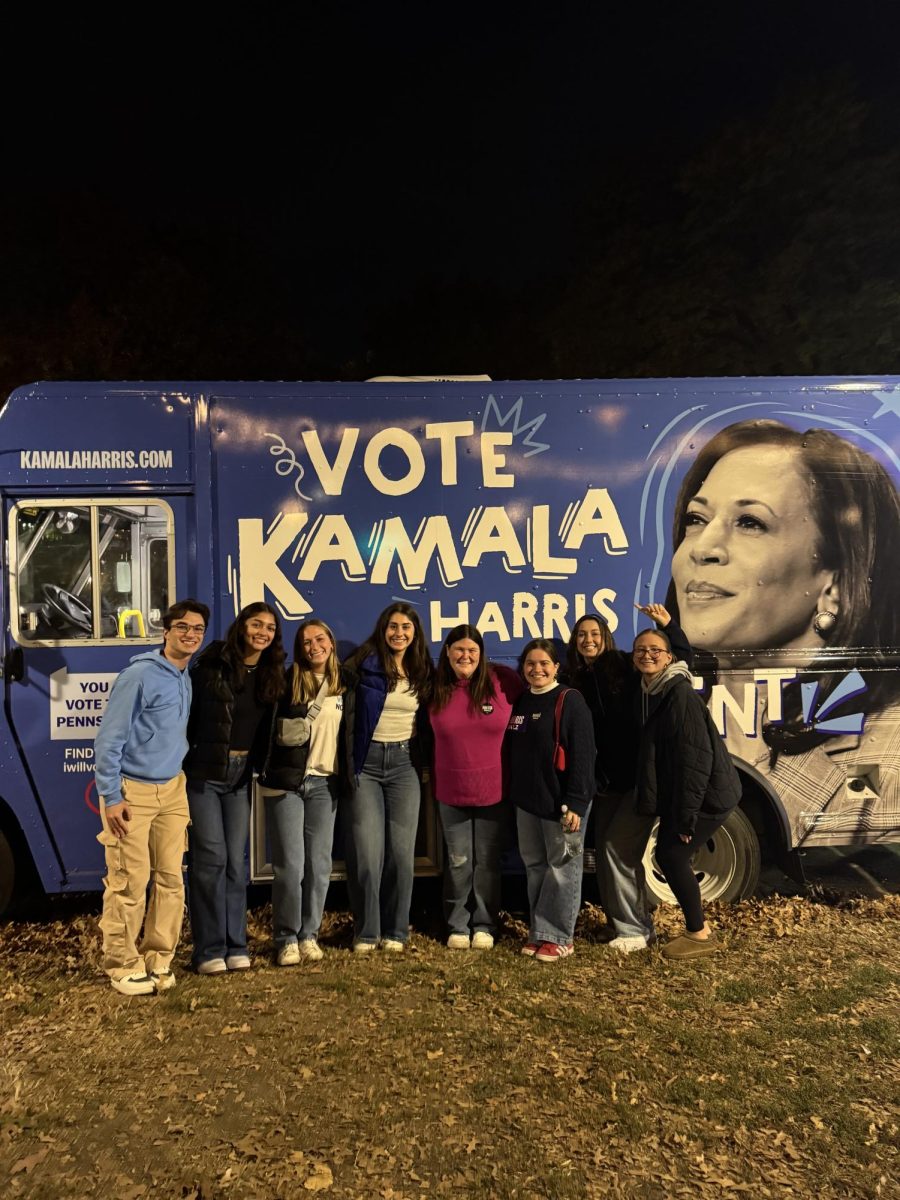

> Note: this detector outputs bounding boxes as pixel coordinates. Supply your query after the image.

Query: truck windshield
[11,501,173,643]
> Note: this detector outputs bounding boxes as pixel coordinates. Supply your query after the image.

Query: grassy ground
[1,892,898,1199]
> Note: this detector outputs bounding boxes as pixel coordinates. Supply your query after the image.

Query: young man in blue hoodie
[94,599,210,995]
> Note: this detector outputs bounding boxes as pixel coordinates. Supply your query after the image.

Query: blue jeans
[267,774,339,947]
[516,803,591,946]
[594,789,657,939]
[438,802,509,936]
[187,754,251,967]
[345,740,421,944]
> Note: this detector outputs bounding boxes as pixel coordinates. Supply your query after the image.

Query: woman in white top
[345,604,434,953]
[259,620,352,964]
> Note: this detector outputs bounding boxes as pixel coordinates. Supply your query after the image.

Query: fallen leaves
[303,1163,333,1190]
[0,896,897,1199]
[10,1147,48,1174]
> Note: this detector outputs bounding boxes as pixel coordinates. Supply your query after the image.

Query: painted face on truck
[672,445,835,655]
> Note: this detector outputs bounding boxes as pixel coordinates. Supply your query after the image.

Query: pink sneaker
[534,942,574,963]
[521,941,541,957]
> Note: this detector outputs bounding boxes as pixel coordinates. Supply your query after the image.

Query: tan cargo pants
[98,773,189,979]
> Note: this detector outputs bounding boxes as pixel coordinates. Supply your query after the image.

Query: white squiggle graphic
[263,432,313,501]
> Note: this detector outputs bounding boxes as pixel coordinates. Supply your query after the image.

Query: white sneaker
[110,973,155,996]
[277,943,301,967]
[226,954,252,971]
[197,958,228,975]
[353,940,376,955]
[607,935,653,954]
[298,939,324,962]
[381,939,405,953]
[447,933,470,950]
[151,969,176,992]
[471,931,494,950]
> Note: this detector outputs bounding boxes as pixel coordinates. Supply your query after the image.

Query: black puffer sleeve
[665,619,693,670]
[667,686,714,834]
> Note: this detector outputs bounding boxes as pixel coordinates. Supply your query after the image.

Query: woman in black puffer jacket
[258,619,354,965]
[566,603,691,954]
[632,627,741,960]
[184,603,285,975]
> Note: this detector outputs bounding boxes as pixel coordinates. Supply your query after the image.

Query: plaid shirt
[723,701,900,848]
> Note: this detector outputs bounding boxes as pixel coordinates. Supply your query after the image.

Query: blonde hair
[291,620,345,704]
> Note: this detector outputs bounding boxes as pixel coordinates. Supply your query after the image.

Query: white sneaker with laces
[298,939,324,962]
[381,939,405,953]
[471,931,494,950]
[226,954,252,971]
[110,973,155,996]
[447,933,470,950]
[277,943,301,966]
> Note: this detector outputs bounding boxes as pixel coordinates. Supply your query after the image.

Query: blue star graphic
[872,389,900,420]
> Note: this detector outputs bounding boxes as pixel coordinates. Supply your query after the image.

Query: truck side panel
[2,377,899,901]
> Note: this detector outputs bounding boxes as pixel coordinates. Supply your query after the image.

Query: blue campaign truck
[1,377,899,913]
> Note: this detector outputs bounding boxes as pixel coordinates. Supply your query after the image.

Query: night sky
[3,2,899,393]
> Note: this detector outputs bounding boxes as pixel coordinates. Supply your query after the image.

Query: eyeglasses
[171,623,206,635]
[633,648,667,659]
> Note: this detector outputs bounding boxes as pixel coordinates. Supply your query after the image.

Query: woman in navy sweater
[506,639,595,963]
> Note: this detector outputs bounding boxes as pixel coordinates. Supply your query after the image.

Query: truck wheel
[0,829,15,916]
[643,806,762,906]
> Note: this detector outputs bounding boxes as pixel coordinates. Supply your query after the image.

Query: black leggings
[654,814,728,933]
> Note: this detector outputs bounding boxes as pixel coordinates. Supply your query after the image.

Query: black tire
[0,828,15,916]
[643,806,762,906]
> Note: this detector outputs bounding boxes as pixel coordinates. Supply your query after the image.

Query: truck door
[3,495,184,891]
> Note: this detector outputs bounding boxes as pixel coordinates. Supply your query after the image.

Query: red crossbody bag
[553,687,571,771]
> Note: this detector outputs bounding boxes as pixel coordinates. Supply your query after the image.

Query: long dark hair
[665,419,900,745]
[432,624,496,713]
[566,612,631,694]
[349,603,433,700]
[201,602,286,704]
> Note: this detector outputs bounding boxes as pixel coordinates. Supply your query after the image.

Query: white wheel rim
[645,823,741,905]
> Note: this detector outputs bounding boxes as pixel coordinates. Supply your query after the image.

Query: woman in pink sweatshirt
[429,624,523,950]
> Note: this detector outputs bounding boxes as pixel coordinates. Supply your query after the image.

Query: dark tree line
[1,78,898,399]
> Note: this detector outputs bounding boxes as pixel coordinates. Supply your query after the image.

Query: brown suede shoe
[662,932,720,960]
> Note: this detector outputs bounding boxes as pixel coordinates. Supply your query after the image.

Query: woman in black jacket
[259,619,353,965]
[632,628,742,960]
[567,603,691,954]
[185,603,285,974]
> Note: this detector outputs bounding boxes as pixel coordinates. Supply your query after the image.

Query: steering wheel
[41,584,93,633]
